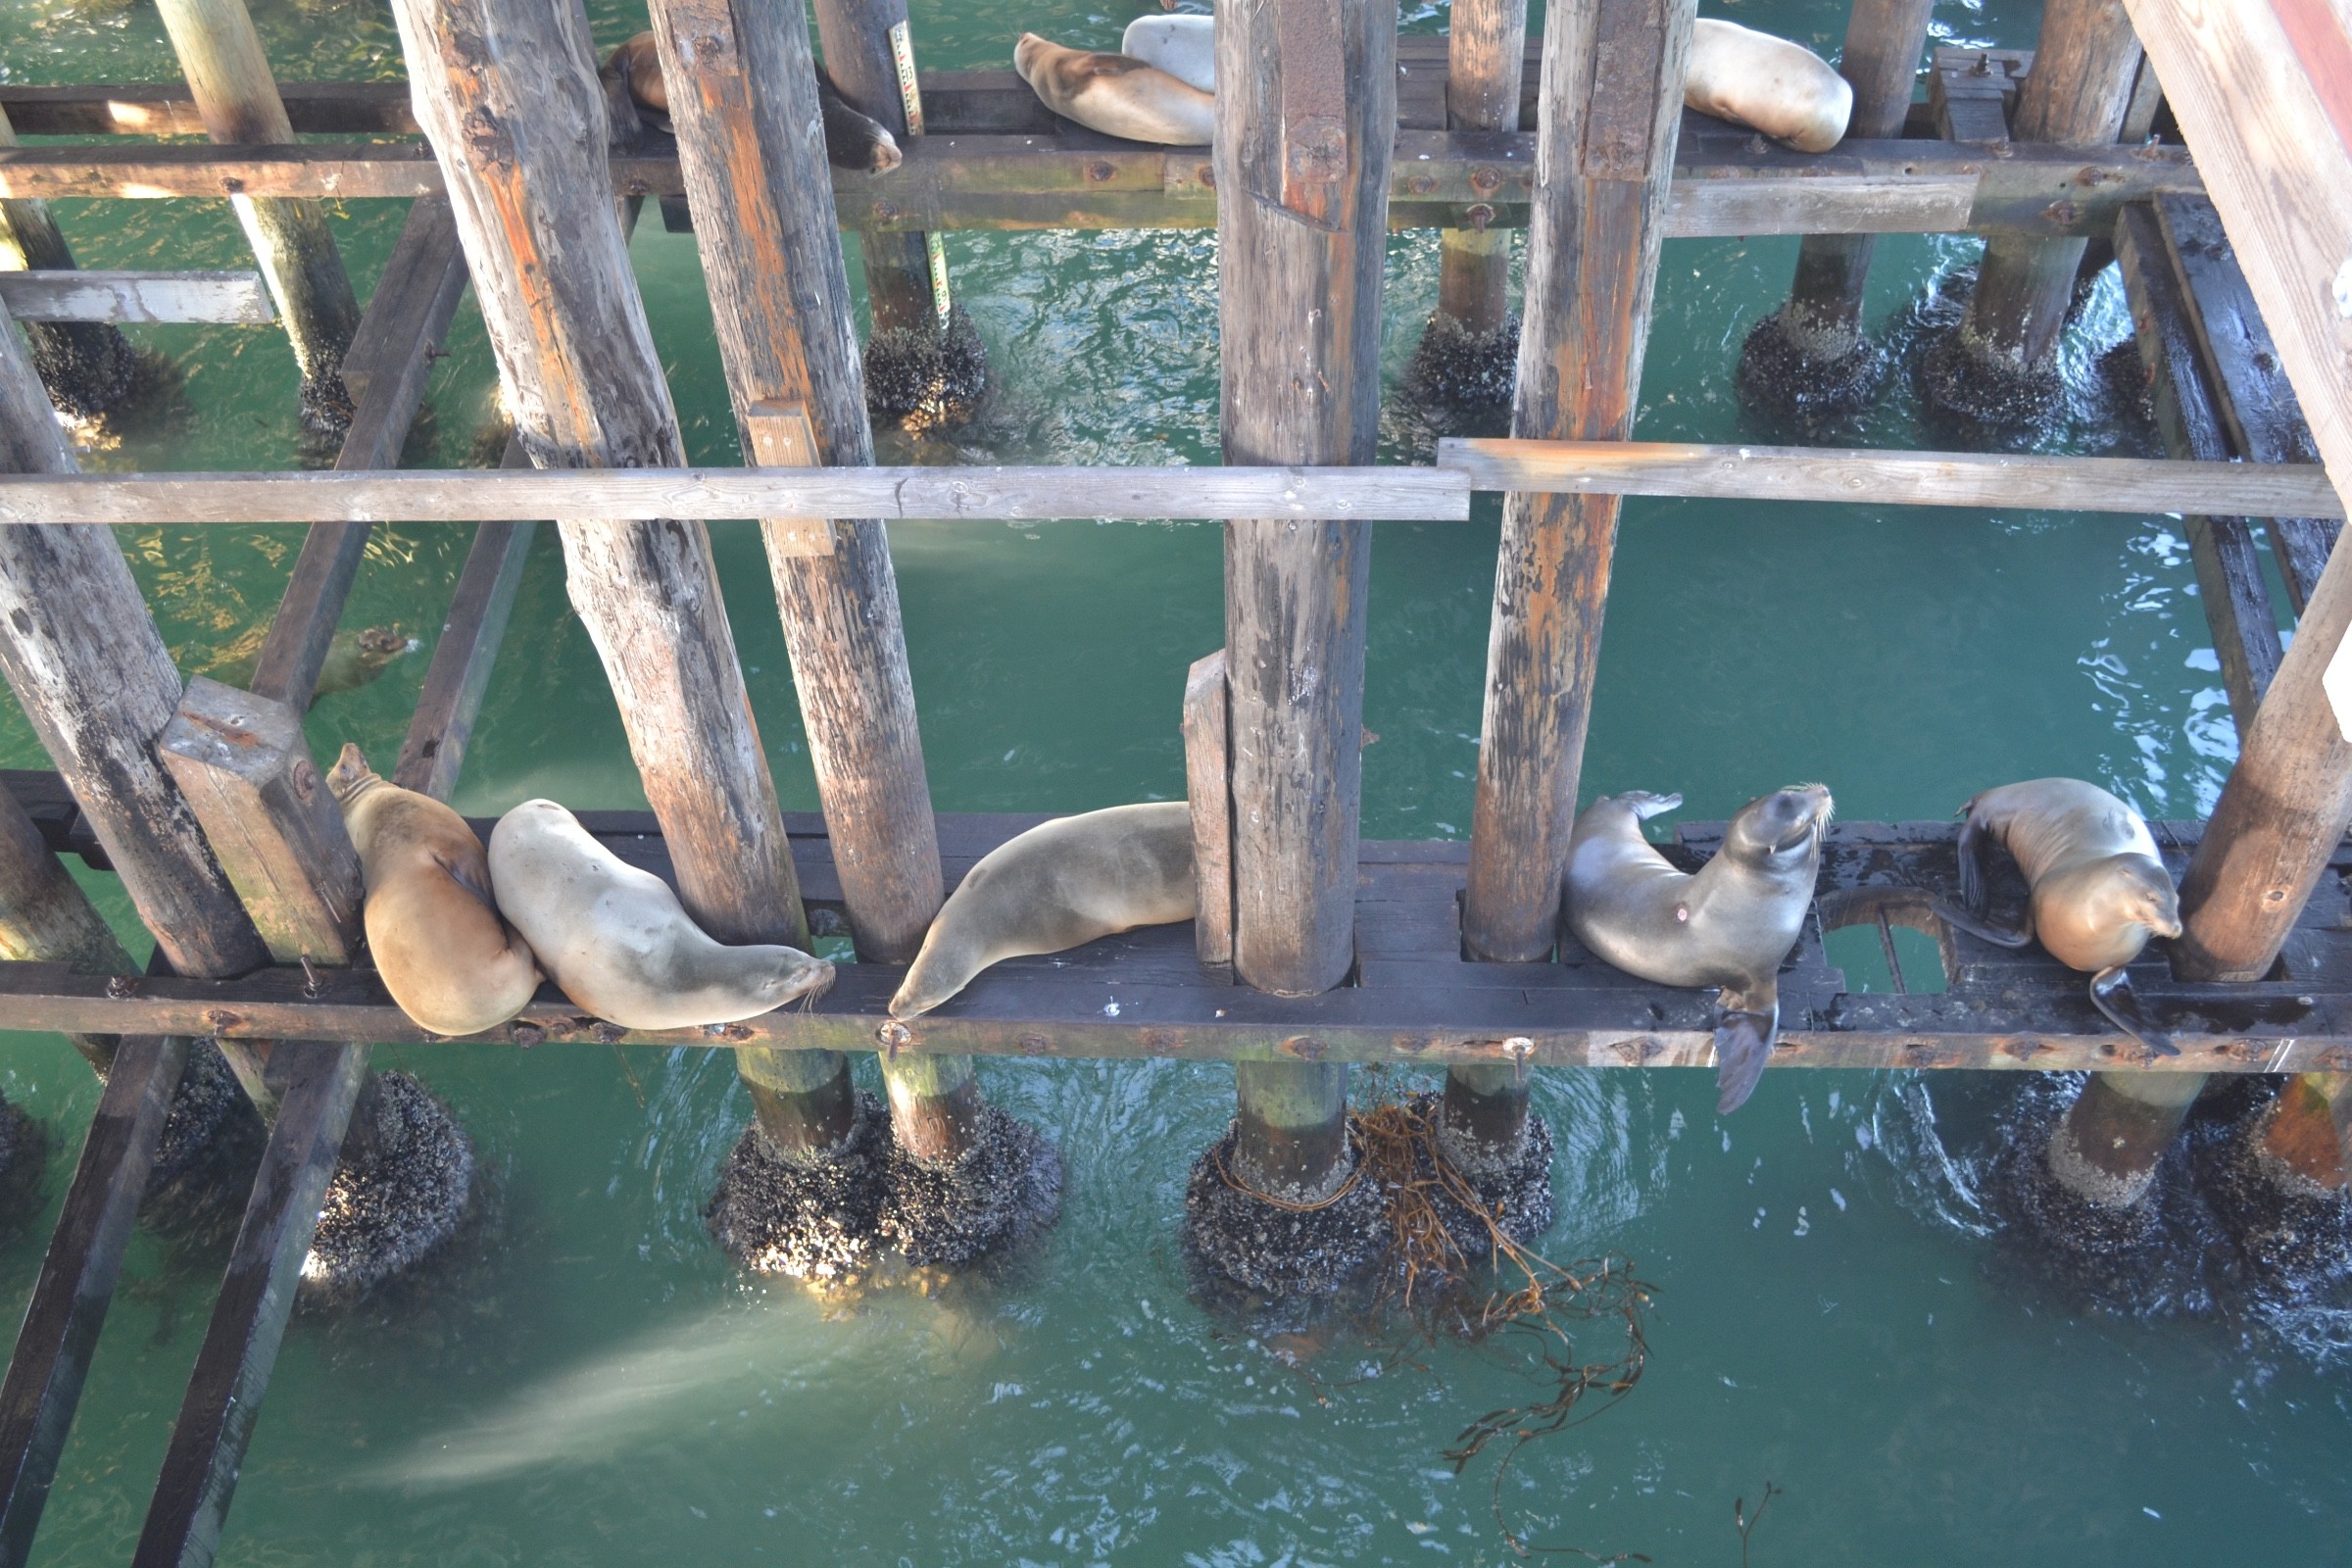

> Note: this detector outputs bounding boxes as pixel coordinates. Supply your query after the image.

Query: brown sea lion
[1012,34,1215,147]
[1935,777,2182,1055]
[600,31,903,172]
[891,803,1195,1018]
[328,744,541,1037]
[487,799,833,1030]
[210,624,416,709]
[1565,785,1834,1113]
[1684,18,1853,154]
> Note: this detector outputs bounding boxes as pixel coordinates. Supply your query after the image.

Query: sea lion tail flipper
[2090,965,2178,1057]
[1955,809,1994,915]
[600,52,646,150]
[1711,994,1777,1114]
[818,74,902,172]
[1620,791,1684,821]
[1929,895,2034,950]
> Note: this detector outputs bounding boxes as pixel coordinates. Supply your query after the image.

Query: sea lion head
[326,742,383,809]
[1722,783,1833,874]
[753,945,836,1010]
[353,625,418,677]
[2088,854,2182,942]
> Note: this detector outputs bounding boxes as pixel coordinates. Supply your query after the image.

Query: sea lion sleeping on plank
[601,31,903,172]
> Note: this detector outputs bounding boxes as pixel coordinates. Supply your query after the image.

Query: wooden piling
[153,0,362,430]
[1462,0,1696,963]
[1212,0,1398,1202]
[0,106,137,418]
[809,0,938,337]
[0,781,133,1073]
[2047,1069,2201,1207]
[1927,0,2143,419]
[1737,0,1935,414]
[2251,1073,2352,1191]
[1433,0,1529,335]
[389,0,811,989]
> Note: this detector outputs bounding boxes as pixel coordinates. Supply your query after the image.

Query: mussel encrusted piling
[0,104,141,419]
[1405,0,1528,406]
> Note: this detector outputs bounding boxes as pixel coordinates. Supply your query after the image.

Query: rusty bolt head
[1086,160,1115,182]
[1469,166,1501,194]
[877,1020,912,1055]
[591,1021,626,1044]
[1407,172,1435,195]
[1466,203,1495,231]
[1019,1033,1051,1055]
[106,974,137,1000]
[1196,163,1215,188]
[1282,1034,1328,1062]
[511,1024,546,1049]
[872,200,900,221]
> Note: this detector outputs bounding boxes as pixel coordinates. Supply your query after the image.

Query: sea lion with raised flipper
[487,799,833,1030]
[1934,778,2182,1056]
[600,31,903,172]
[1013,34,1216,147]
[1119,14,1214,94]
[327,745,541,1037]
[1684,18,1853,154]
[891,803,1195,1018]
[1564,785,1834,1114]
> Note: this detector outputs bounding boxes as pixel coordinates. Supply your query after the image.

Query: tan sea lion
[891,803,1194,1018]
[211,624,416,709]
[327,745,541,1037]
[1935,777,2182,1055]
[1685,18,1853,154]
[1119,15,1214,94]
[1565,785,1834,1114]
[600,31,903,172]
[487,799,833,1030]
[1012,34,1215,146]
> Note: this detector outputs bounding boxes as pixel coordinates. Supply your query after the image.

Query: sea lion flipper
[1930,895,2034,950]
[2090,964,2178,1057]
[1955,808,1994,914]
[1711,995,1777,1114]
[438,852,498,914]
[1620,790,1684,821]
[818,74,903,172]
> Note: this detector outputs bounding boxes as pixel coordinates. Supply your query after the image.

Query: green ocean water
[1,0,2342,1562]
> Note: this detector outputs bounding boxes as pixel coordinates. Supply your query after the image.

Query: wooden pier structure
[0,0,2346,1559]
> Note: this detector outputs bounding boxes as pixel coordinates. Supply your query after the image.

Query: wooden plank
[0,1034,188,1568]
[0,133,2198,242]
[2125,0,2352,982]
[131,1041,368,1568]
[2156,193,2339,612]
[0,464,1472,524]
[0,270,270,324]
[2113,200,2280,735]
[1440,437,2347,517]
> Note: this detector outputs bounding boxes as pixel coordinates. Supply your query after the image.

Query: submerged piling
[155,0,363,435]
[1178,0,1397,1299]
[1736,0,1935,420]
[0,106,140,420]
[1407,0,1528,405]
[1920,0,2144,425]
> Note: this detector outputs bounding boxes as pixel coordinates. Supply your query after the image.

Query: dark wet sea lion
[488,799,834,1030]
[1936,777,2182,1055]
[600,32,903,172]
[891,803,1195,1018]
[328,745,541,1037]
[1012,34,1215,146]
[1565,785,1834,1113]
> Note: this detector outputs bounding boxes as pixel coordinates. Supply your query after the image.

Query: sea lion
[599,32,903,172]
[1684,18,1853,154]
[891,803,1195,1018]
[1012,34,1216,146]
[1934,778,2182,1055]
[487,799,833,1030]
[1564,785,1834,1114]
[211,624,416,709]
[1119,14,1214,94]
[327,745,541,1037]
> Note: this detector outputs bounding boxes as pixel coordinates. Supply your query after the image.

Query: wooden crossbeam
[1,446,2338,524]
[0,131,2199,241]
[0,270,270,324]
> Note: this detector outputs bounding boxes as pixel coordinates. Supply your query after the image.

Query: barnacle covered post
[154,0,364,434]
[0,105,140,419]
[1409,0,1528,402]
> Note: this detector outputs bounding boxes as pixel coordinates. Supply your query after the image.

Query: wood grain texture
[1462,0,1696,962]
[1181,649,1233,966]
[1439,437,2348,516]
[2157,193,2338,612]
[0,305,270,982]
[2126,0,2352,982]
[0,465,1471,524]
[391,0,806,951]
[1218,0,1395,999]
[0,778,132,1073]
[2114,200,2279,737]
[808,0,936,329]
[392,519,534,798]
[0,270,270,324]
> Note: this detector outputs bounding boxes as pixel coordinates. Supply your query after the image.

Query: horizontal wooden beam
[0,465,1472,523]
[1442,437,2349,518]
[0,270,271,324]
[0,131,2199,240]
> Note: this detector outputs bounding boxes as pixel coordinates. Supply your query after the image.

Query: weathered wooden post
[0,783,134,1075]
[0,106,138,418]
[648,0,1052,1274]
[1407,0,1528,405]
[1920,0,2143,424]
[809,0,983,427]
[1178,0,1397,1298]
[154,0,363,435]
[1736,0,1936,418]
